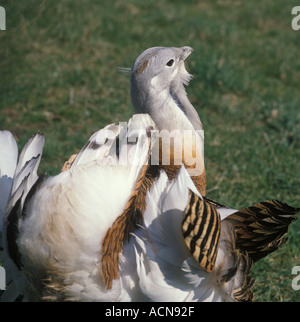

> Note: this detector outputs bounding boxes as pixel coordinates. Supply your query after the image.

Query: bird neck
[150,92,196,132]
[170,83,202,132]
[148,87,205,181]
[131,77,206,185]
[131,78,202,133]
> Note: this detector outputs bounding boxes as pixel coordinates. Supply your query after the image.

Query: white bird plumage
[0,131,18,237]
[0,125,246,301]
[0,46,299,302]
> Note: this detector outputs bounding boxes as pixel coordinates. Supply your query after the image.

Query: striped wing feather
[181,190,221,272]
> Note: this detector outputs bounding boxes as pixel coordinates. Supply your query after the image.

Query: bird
[0,46,299,301]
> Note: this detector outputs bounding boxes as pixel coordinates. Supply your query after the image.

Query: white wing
[0,131,18,244]
[4,114,157,301]
[0,131,44,301]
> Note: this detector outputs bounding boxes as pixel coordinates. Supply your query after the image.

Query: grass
[0,0,300,301]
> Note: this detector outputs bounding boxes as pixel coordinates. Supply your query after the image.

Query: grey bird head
[130,46,202,131]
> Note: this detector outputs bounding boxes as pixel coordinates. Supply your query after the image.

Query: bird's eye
[166,59,174,67]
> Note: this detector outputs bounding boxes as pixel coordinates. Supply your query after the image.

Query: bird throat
[170,91,186,115]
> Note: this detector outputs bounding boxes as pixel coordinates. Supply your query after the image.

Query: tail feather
[225,200,299,262]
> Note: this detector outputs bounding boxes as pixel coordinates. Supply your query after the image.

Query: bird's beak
[180,46,194,61]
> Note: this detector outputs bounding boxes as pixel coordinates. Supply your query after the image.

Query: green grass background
[0,0,300,301]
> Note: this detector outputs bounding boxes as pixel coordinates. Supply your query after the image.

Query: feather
[101,114,157,289]
[1,132,44,290]
[13,132,44,183]
[0,131,18,248]
[133,237,191,302]
[182,191,221,272]
[117,67,131,76]
[71,123,120,167]
[225,200,299,261]
[202,196,237,220]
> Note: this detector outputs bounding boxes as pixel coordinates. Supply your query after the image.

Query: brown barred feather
[181,190,221,272]
[226,200,299,262]
[100,164,161,289]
